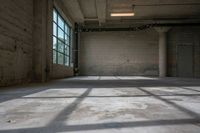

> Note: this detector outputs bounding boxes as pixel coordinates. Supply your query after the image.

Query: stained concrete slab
[0,76,200,133]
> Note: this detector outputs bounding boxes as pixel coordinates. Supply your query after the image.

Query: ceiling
[62,0,200,27]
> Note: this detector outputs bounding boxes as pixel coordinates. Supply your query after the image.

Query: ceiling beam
[62,0,84,23]
[93,17,199,26]
[135,3,200,7]
[85,18,98,21]
[81,22,200,32]
[95,0,106,25]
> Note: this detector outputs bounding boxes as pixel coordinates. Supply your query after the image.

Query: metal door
[177,45,193,77]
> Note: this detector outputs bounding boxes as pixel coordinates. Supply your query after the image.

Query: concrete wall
[0,0,34,86]
[52,65,74,79]
[168,27,200,78]
[0,0,74,86]
[80,29,159,76]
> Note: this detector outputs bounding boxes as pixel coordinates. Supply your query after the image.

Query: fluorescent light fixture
[111,12,135,17]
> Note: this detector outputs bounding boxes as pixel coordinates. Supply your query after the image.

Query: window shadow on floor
[0,118,199,133]
[1,77,200,132]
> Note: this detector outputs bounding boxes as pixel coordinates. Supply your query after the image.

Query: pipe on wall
[80,23,200,32]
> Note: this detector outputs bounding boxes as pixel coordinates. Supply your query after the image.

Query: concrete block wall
[80,29,159,76]
[168,27,200,78]
[0,0,34,86]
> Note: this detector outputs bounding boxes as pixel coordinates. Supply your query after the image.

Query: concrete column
[33,0,51,82]
[155,27,171,77]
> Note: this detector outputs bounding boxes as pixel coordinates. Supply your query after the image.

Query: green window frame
[53,8,71,66]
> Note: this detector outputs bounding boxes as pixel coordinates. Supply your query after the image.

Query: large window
[53,9,71,66]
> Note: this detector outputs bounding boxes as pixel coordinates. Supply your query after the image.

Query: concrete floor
[0,76,200,133]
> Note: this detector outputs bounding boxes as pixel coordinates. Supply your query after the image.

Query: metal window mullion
[54,20,65,32]
[57,51,63,54]
[63,24,66,66]
[57,25,65,32]
[56,11,58,64]
[55,22,64,32]
[57,38,65,45]
[64,26,67,66]
[69,27,71,67]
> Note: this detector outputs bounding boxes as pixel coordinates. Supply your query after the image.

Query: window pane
[65,56,69,66]
[65,45,69,56]
[53,37,57,50]
[65,24,69,35]
[65,34,69,45]
[53,50,57,64]
[58,28,64,41]
[68,36,70,44]
[53,23,57,36]
[58,16,64,29]
[53,10,57,22]
[53,8,71,66]
[58,53,64,65]
[58,40,64,53]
